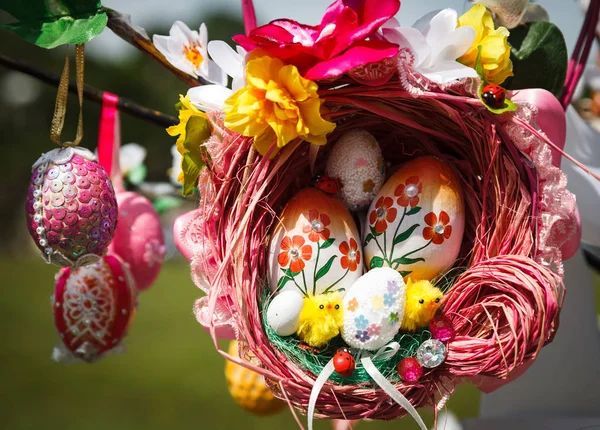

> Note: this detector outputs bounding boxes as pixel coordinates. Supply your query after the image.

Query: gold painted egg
[268,188,363,297]
[225,341,285,416]
[362,156,465,280]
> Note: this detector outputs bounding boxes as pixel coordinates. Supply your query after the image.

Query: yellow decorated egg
[268,188,363,297]
[225,341,285,416]
[362,156,465,280]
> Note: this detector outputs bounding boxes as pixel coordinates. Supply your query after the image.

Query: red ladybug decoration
[313,175,341,195]
[333,347,355,377]
[481,84,506,109]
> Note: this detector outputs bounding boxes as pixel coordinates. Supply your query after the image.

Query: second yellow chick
[401,278,444,332]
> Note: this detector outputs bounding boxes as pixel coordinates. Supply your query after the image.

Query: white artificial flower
[383,9,478,84]
[187,41,248,112]
[169,144,183,187]
[119,143,146,176]
[153,21,227,85]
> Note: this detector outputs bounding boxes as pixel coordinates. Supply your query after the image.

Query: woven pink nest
[181,76,576,421]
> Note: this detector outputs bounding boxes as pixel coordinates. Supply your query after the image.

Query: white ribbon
[307,342,427,430]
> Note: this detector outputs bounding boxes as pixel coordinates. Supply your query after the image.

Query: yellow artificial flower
[223,55,336,156]
[167,94,208,155]
[458,4,513,85]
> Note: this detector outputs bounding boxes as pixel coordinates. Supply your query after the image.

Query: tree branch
[0,53,177,128]
[104,7,206,87]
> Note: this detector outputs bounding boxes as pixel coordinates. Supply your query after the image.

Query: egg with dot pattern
[326,129,385,210]
[53,254,137,362]
[363,156,465,281]
[25,147,118,267]
[224,340,285,416]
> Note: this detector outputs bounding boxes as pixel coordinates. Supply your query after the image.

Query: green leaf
[180,115,211,197]
[320,238,335,250]
[406,206,421,216]
[315,256,337,282]
[393,224,419,245]
[152,196,181,214]
[363,233,374,246]
[370,225,380,237]
[503,21,568,98]
[392,257,425,266]
[282,268,300,278]
[126,164,147,185]
[478,81,518,114]
[277,276,291,291]
[369,256,384,269]
[474,45,484,80]
[0,1,107,48]
[399,271,412,277]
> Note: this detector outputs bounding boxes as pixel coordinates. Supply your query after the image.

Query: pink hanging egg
[25,147,118,267]
[397,357,423,382]
[429,313,455,342]
[53,254,136,362]
[109,191,165,291]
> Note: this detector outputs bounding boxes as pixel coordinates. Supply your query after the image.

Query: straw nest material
[189,76,566,421]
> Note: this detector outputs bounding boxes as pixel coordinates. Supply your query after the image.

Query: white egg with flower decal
[341,268,406,351]
[268,188,363,298]
[363,156,465,280]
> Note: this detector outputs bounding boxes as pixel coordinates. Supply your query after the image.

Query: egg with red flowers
[363,156,465,281]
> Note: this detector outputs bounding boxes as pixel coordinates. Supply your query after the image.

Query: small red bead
[429,314,455,342]
[333,347,355,377]
[398,357,423,382]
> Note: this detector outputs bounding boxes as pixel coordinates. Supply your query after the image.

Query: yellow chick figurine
[401,278,444,332]
[296,292,344,348]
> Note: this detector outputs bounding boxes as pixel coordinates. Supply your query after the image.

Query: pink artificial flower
[233,0,401,81]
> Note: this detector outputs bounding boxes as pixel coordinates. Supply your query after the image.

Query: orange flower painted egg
[268,188,363,297]
[363,157,465,280]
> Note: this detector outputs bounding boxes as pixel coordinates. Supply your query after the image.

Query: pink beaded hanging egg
[25,147,118,267]
[109,190,165,291]
[52,254,136,363]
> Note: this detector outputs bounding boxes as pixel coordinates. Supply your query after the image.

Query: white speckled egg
[266,291,305,336]
[363,156,465,280]
[268,188,363,297]
[326,129,385,210]
[341,268,405,351]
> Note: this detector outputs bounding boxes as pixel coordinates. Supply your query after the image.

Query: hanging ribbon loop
[50,44,85,147]
[307,342,427,430]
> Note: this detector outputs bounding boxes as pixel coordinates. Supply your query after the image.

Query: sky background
[89,0,592,63]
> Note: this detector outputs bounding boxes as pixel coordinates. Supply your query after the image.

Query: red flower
[302,209,331,242]
[423,211,452,245]
[233,0,400,81]
[278,235,313,272]
[394,176,422,208]
[369,196,397,233]
[339,238,361,271]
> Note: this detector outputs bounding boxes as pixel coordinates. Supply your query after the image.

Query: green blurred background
[0,5,599,430]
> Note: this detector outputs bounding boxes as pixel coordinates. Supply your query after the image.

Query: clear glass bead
[416,339,446,368]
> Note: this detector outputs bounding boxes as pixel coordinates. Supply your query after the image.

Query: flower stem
[373,235,391,266]
[389,207,407,263]
[313,242,321,296]
[322,268,350,294]
[301,269,308,296]
[393,239,433,270]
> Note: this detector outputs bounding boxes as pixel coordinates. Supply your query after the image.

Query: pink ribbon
[97,92,124,191]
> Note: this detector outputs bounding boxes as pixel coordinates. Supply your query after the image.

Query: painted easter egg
[363,156,465,281]
[53,254,136,362]
[341,268,405,351]
[326,129,385,211]
[266,290,305,336]
[26,147,118,267]
[225,340,285,416]
[109,191,165,291]
[268,188,363,297]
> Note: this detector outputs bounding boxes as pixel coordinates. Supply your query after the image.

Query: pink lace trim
[397,58,578,276]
